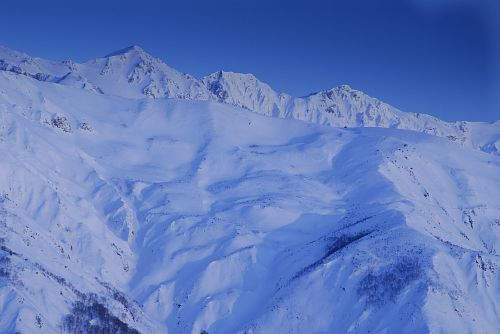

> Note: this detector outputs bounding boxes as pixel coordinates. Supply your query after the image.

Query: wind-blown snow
[0,46,499,333]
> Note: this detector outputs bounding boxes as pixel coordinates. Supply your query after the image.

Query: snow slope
[0,46,499,333]
[0,45,498,155]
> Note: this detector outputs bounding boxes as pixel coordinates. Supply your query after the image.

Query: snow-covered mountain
[0,45,210,100]
[1,45,498,155]
[202,70,500,155]
[0,46,499,333]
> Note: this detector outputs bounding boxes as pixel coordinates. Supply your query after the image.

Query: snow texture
[0,45,498,333]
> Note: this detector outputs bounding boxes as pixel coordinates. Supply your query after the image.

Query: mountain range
[1,45,498,155]
[0,45,498,333]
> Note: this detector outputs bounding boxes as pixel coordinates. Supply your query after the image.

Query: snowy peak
[304,84,354,98]
[202,70,278,100]
[302,84,401,124]
[102,45,163,69]
[201,68,400,125]
[204,70,261,84]
[104,45,148,58]
[82,45,211,100]
[202,70,290,115]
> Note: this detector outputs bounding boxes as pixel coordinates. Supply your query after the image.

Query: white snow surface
[0,46,499,333]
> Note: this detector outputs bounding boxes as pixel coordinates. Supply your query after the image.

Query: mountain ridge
[0,44,498,153]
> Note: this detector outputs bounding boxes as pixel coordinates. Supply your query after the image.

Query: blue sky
[1,0,498,121]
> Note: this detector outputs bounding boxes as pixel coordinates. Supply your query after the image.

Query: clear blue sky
[1,0,499,121]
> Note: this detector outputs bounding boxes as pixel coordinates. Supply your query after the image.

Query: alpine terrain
[0,45,498,333]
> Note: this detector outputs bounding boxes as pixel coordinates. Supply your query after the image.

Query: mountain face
[0,46,499,334]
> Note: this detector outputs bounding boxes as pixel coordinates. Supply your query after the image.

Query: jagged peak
[205,70,259,82]
[104,45,149,58]
[303,84,363,99]
[203,70,284,96]
[337,84,353,91]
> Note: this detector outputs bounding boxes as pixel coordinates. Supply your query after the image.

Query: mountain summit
[104,45,148,57]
